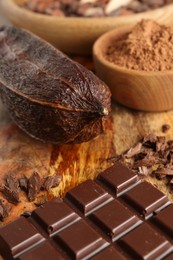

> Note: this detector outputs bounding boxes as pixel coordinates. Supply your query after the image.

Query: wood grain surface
[0,12,173,227]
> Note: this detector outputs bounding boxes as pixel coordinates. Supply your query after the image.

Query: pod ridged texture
[0,26,111,144]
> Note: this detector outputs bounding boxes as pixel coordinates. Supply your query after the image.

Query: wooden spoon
[93,26,173,112]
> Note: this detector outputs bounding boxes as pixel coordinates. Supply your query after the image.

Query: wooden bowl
[1,0,173,55]
[93,26,173,112]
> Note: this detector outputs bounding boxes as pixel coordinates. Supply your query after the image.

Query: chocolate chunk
[2,175,20,204]
[0,199,9,221]
[28,172,42,202]
[42,175,61,191]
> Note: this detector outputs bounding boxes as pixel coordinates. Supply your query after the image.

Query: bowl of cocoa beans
[1,0,173,55]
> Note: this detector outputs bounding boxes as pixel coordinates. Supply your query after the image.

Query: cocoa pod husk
[0,26,111,144]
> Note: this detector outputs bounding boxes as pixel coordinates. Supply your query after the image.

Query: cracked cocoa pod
[0,26,111,144]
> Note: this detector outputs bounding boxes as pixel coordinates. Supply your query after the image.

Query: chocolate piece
[54,220,108,259]
[0,199,8,221]
[0,217,44,259]
[97,162,139,196]
[162,124,171,133]
[153,204,173,239]
[17,241,63,260]
[32,198,81,236]
[42,175,62,191]
[123,181,170,219]
[2,175,20,204]
[120,223,172,259]
[65,180,112,215]
[90,199,142,241]
[91,246,126,260]
[28,172,42,201]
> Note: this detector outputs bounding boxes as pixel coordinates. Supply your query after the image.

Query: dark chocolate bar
[0,162,173,259]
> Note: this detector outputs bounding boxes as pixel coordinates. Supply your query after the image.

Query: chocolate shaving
[2,175,20,204]
[156,136,166,153]
[133,155,160,168]
[124,142,142,158]
[138,166,148,177]
[120,133,173,191]
[27,172,42,202]
[42,175,62,191]
[154,168,173,176]
[19,175,28,191]
[0,199,9,221]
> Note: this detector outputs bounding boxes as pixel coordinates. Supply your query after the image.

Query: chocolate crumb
[28,172,42,202]
[2,175,20,204]
[162,124,171,133]
[42,175,62,191]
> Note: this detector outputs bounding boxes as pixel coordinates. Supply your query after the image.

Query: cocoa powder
[105,19,173,71]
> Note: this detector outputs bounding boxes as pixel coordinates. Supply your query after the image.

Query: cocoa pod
[0,26,111,144]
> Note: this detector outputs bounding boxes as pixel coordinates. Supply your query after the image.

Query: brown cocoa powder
[105,19,173,71]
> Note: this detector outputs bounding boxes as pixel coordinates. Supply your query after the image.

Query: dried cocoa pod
[0,26,111,144]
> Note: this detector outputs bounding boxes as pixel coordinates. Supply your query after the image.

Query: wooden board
[0,13,173,228]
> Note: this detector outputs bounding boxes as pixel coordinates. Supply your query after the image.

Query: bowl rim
[93,26,173,76]
[3,0,173,22]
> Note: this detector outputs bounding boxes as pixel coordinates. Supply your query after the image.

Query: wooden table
[0,12,173,228]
